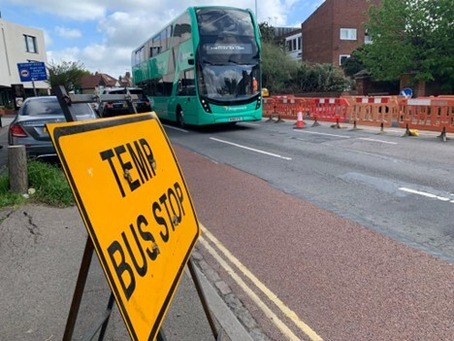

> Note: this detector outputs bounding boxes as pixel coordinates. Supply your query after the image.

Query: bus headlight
[255,96,262,110]
[200,98,212,113]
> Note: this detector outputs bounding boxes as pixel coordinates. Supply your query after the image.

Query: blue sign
[400,88,413,97]
[17,62,47,82]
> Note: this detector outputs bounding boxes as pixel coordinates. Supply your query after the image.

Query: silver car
[8,96,97,159]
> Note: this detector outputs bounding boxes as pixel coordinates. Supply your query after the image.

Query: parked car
[97,87,152,117]
[8,96,97,159]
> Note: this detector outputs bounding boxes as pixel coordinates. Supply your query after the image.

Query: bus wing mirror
[188,58,194,65]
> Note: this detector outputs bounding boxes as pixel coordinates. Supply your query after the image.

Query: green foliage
[342,48,366,78]
[259,22,276,43]
[0,160,74,208]
[46,60,90,92]
[261,41,298,93]
[260,22,350,94]
[0,173,25,207]
[360,0,454,85]
[27,160,74,207]
[261,40,350,94]
[294,63,350,93]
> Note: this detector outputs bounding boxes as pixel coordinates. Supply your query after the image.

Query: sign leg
[97,293,115,341]
[63,237,94,341]
[187,257,219,339]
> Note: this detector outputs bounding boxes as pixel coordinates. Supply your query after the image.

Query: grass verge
[0,160,74,208]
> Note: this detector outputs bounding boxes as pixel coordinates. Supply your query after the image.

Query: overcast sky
[2,0,324,78]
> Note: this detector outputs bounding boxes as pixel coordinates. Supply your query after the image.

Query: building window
[24,35,37,53]
[340,28,357,41]
[339,54,350,66]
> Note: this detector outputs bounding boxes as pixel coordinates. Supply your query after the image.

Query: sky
[1,0,324,79]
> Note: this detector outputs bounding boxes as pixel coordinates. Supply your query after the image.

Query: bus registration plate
[229,117,243,122]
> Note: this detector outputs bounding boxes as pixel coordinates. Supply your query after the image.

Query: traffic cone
[294,111,305,129]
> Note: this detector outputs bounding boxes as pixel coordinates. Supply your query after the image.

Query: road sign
[400,88,413,97]
[47,113,200,341]
[17,62,47,82]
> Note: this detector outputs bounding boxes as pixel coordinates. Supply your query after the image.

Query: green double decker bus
[131,6,262,126]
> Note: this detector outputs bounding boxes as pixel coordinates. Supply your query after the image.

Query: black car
[97,87,152,117]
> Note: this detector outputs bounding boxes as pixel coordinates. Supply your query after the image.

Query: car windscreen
[22,99,93,116]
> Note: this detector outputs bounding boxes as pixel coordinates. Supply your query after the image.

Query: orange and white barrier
[263,96,311,122]
[262,97,275,118]
[263,94,454,139]
[399,97,454,135]
[348,96,400,128]
[308,98,349,123]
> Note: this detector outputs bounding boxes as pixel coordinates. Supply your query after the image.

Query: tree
[47,61,90,92]
[359,0,454,88]
[261,41,298,93]
[293,63,350,93]
[259,22,350,94]
[342,48,366,78]
[259,22,276,43]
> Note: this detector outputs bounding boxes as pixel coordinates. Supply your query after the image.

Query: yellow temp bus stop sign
[47,113,200,341]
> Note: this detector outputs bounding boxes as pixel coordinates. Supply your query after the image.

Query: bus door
[176,69,198,124]
[155,75,176,120]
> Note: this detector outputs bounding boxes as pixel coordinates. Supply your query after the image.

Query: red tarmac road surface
[174,145,454,341]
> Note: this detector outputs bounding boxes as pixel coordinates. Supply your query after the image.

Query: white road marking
[358,138,398,145]
[399,187,452,202]
[293,130,351,138]
[209,137,292,160]
[200,226,324,341]
[163,124,189,133]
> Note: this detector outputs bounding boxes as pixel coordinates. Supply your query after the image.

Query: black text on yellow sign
[47,113,200,341]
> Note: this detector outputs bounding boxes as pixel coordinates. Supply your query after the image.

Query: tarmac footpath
[0,204,255,340]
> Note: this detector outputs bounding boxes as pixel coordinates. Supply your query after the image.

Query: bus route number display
[47,113,200,341]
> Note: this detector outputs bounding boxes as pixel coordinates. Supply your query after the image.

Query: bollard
[8,145,28,194]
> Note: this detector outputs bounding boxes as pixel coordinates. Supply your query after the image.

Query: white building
[284,30,302,62]
[0,18,48,106]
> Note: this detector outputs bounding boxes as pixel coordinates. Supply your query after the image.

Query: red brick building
[302,0,381,66]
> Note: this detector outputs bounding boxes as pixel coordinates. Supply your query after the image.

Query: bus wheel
[177,108,185,128]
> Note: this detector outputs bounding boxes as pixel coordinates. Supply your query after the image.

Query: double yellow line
[199,224,323,341]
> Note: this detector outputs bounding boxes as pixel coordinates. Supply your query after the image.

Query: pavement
[0,204,254,341]
[0,115,255,341]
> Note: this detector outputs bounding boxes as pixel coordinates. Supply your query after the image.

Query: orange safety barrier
[262,97,275,117]
[348,96,401,128]
[308,97,349,123]
[399,97,454,134]
[263,95,303,121]
[273,96,294,120]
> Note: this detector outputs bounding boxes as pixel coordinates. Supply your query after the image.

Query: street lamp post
[255,0,257,19]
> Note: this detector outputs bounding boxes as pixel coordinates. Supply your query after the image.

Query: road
[164,118,454,340]
[166,119,454,263]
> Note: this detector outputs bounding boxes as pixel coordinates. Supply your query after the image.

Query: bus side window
[177,70,195,96]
